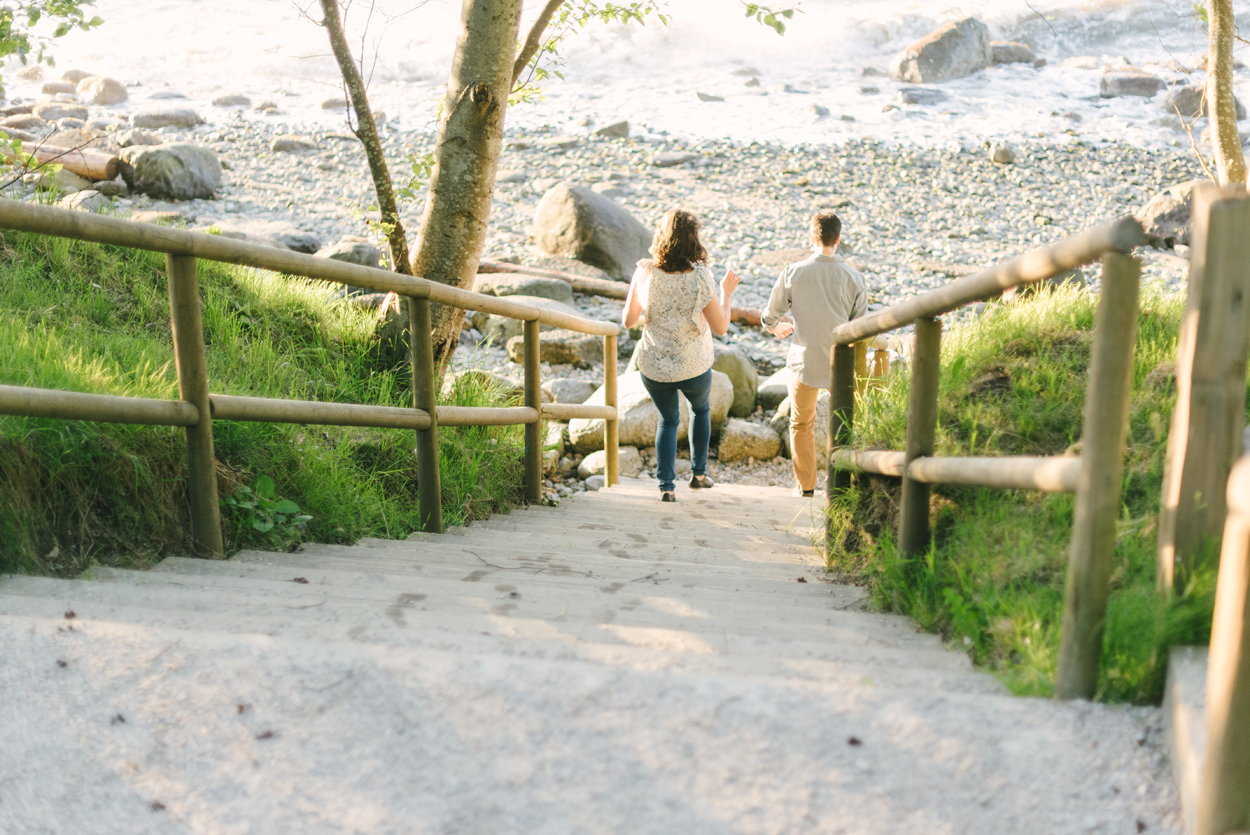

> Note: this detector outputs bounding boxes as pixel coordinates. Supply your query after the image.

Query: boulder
[543,378,598,405]
[60,69,93,84]
[578,446,644,479]
[116,128,161,148]
[532,183,652,280]
[769,390,832,465]
[212,94,252,107]
[441,369,524,404]
[652,152,698,168]
[718,419,782,463]
[1100,71,1163,98]
[2,114,47,131]
[990,142,1016,164]
[990,41,1035,65]
[1162,82,1246,120]
[889,17,991,84]
[320,97,349,110]
[16,65,41,80]
[1137,179,1207,249]
[41,81,77,95]
[122,142,222,199]
[315,236,381,267]
[506,328,602,368]
[56,189,107,212]
[271,135,317,153]
[32,102,87,122]
[896,87,948,106]
[27,167,92,193]
[46,127,119,154]
[474,272,574,305]
[150,91,188,100]
[0,127,37,143]
[96,179,128,197]
[569,370,732,452]
[712,343,759,418]
[76,76,127,105]
[757,367,790,411]
[472,295,581,343]
[203,227,286,249]
[595,120,629,138]
[129,108,204,129]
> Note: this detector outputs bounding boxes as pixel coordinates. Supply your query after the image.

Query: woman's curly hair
[650,208,708,273]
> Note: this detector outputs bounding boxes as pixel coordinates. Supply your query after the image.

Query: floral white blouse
[632,259,716,383]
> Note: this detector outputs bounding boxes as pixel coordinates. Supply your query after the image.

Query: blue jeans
[641,369,712,492]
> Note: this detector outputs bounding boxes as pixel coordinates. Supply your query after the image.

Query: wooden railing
[825,216,1147,700]
[1196,454,1250,835]
[0,199,622,555]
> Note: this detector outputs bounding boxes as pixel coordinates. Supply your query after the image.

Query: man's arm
[761,271,793,337]
[849,275,868,321]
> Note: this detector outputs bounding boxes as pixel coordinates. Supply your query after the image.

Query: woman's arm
[622,274,643,328]
[702,269,741,336]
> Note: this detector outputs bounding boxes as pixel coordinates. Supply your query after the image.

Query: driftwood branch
[511,0,565,86]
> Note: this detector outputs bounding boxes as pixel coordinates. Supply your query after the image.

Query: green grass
[0,230,526,576]
[827,284,1218,703]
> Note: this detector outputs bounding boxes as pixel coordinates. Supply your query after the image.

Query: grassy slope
[827,285,1217,703]
[0,231,524,576]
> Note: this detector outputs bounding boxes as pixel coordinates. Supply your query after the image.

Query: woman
[623,208,740,502]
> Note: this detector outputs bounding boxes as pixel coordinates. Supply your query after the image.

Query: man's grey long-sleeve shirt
[760,253,868,389]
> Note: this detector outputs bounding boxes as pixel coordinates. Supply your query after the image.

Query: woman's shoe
[689,474,714,489]
[661,491,677,502]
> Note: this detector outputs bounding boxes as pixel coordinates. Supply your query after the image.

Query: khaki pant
[788,378,821,492]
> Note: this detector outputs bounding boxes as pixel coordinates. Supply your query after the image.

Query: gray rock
[1099,71,1163,98]
[32,102,87,122]
[320,97,349,110]
[472,295,581,343]
[990,142,1016,164]
[55,189,107,212]
[27,167,92,193]
[496,170,527,184]
[696,92,724,102]
[208,220,319,253]
[1161,82,1246,120]
[15,65,41,80]
[990,41,1036,65]
[578,446,643,479]
[116,128,161,148]
[756,367,790,411]
[272,230,322,253]
[595,120,629,138]
[53,117,85,132]
[271,135,317,153]
[712,344,759,418]
[0,127,37,143]
[149,91,187,100]
[96,179,128,197]
[809,104,830,117]
[896,87,949,106]
[718,419,782,463]
[315,236,381,267]
[584,474,606,491]
[506,329,602,368]
[1137,179,1208,249]
[652,152,698,168]
[441,369,525,403]
[122,142,222,200]
[41,81,77,95]
[47,127,118,154]
[129,108,204,129]
[212,94,252,107]
[889,18,991,84]
[76,76,127,105]
[531,182,652,280]
[474,273,574,305]
[60,69,93,84]
[537,136,579,150]
[544,378,598,405]
[2,114,47,131]
[201,227,286,250]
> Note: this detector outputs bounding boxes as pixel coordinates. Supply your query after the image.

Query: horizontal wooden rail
[831,216,1146,345]
[908,455,1081,493]
[210,394,432,429]
[832,447,1082,492]
[541,403,617,421]
[435,406,539,426]
[0,199,619,337]
[0,384,200,426]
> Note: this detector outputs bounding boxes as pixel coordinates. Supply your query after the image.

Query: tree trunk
[1209,0,1247,185]
[411,0,524,368]
[318,0,411,275]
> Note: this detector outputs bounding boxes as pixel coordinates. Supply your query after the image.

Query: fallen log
[15,143,126,182]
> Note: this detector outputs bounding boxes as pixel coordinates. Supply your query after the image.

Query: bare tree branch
[512,0,566,86]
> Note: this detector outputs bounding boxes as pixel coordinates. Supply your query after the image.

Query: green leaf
[745,4,758,16]
[253,475,276,498]
[252,519,275,533]
[272,499,301,514]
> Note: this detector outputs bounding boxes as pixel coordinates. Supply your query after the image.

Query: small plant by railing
[222,475,312,549]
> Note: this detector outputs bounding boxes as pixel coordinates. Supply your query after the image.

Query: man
[761,210,867,497]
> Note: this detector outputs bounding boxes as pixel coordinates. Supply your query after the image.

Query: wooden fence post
[409,297,443,533]
[854,340,869,394]
[604,333,619,486]
[1196,455,1250,835]
[1055,253,1141,700]
[898,317,942,557]
[166,254,223,557]
[1157,185,1250,595]
[826,342,857,551]
[523,319,542,503]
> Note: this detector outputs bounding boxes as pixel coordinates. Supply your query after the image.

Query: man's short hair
[811,211,841,247]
